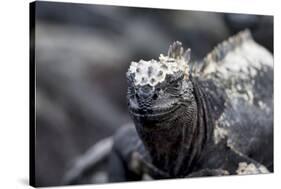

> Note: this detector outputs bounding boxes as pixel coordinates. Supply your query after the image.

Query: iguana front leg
[108,126,144,182]
[108,147,143,182]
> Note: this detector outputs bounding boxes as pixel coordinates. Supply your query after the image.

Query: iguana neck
[135,78,213,177]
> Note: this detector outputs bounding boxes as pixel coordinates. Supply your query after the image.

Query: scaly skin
[108,30,273,182]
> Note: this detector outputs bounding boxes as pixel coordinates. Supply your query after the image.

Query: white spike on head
[127,41,191,87]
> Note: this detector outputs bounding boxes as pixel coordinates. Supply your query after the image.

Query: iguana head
[126,41,195,129]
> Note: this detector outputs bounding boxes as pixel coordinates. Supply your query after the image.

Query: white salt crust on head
[128,54,189,87]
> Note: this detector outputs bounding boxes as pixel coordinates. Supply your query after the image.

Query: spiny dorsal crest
[202,29,252,67]
[127,41,191,87]
[168,41,191,62]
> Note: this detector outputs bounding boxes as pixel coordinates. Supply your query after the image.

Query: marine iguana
[108,30,273,181]
[63,30,273,184]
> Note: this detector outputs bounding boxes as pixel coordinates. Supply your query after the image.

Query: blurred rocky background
[33,1,273,186]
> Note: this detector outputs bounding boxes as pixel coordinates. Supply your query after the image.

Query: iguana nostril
[152,93,158,100]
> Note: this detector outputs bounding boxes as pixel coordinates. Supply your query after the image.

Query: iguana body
[63,30,273,184]
[109,30,273,182]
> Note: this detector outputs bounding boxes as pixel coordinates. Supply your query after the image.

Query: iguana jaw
[128,101,181,123]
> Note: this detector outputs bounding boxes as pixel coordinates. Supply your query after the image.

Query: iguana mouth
[129,103,181,122]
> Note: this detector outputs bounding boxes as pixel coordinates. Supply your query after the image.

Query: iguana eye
[174,82,181,89]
